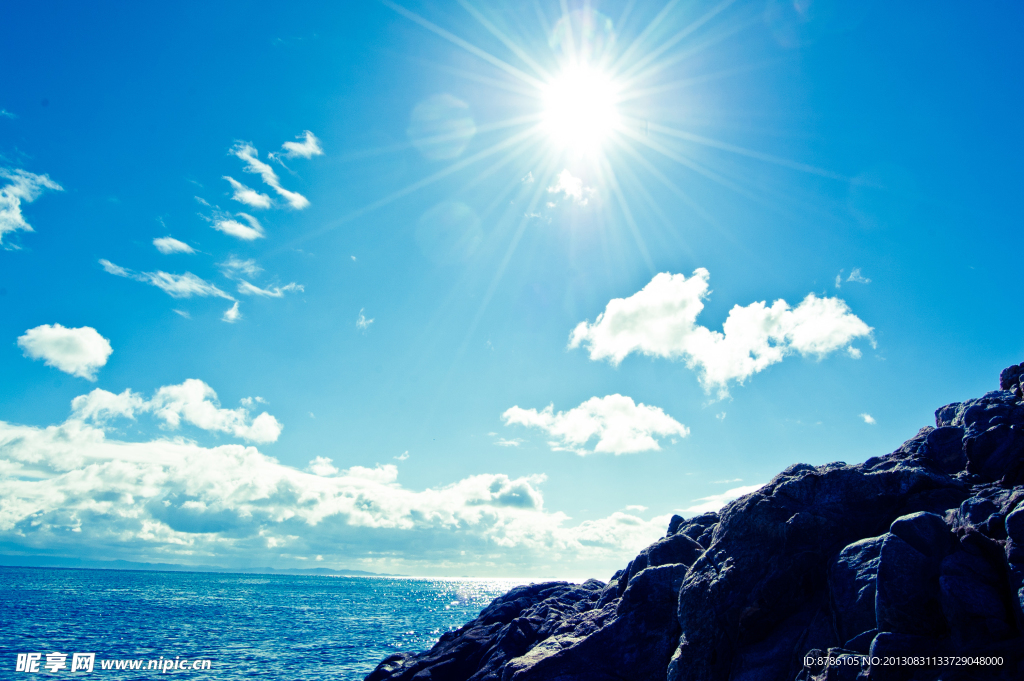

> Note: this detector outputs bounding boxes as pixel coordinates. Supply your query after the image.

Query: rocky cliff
[365,364,1024,681]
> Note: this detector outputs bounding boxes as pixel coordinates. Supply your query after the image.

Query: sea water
[0,566,529,679]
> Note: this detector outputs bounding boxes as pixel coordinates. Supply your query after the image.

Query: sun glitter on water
[541,63,621,155]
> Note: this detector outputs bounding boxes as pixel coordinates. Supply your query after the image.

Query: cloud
[682,483,764,514]
[153,237,196,254]
[222,302,242,323]
[494,438,523,447]
[394,451,410,461]
[0,404,670,574]
[0,109,16,118]
[237,281,303,298]
[17,324,113,381]
[0,168,63,246]
[502,394,689,455]
[219,256,262,277]
[547,169,594,205]
[210,213,265,241]
[277,131,324,160]
[223,177,272,209]
[100,259,234,300]
[860,413,876,425]
[569,269,873,396]
[356,309,374,330]
[835,268,872,289]
[73,379,282,443]
[230,142,309,210]
[173,309,191,319]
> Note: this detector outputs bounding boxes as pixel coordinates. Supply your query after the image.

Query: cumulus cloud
[222,302,242,323]
[17,324,113,381]
[277,131,324,160]
[72,379,281,443]
[100,259,234,300]
[569,269,873,396]
[153,237,196,254]
[547,169,594,205]
[860,413,876,425]
[237,281,303,298]
[210,212,265,241]
[230,142,309,210]
[0,168,63,246]
[682,483,764,514]
[0,403,669,574]
[502,394,688,455]
[223,176,272,209]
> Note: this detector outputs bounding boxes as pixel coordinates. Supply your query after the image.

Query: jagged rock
[365,363,1024,681]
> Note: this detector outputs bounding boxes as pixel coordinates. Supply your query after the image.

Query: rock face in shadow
[366,363,1024,681]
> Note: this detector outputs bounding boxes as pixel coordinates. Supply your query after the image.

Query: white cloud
[17,324,113,381]
[356,308,374,330]
[153,237,196,254]
[222,302,242,323]
[860,413,876,425]
[219,256,262,277]
[237,281,303,298]
[72,379,282,444]
[494,438,523,447]
[223,177,272,209]
[0,168,63,246]
[231,142,309,210]
[0,403,670,573]
[569,269,873,396]
[682,483,764,514]
[211,213,265,241]
[847,268,871,284]
[395,451,410,461]
[547,169,594,205]
[100,259,234,300]
[502,394,689,456]
[277,131,323,160]
[0,109,15,119]
[173,309,191,319]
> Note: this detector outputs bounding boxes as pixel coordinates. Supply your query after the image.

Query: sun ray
[598,155,655,272]
[612,0,683,76]
[381,0,545,90]
[457,0,553,82]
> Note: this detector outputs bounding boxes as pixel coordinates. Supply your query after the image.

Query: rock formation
[366,363,1024,681]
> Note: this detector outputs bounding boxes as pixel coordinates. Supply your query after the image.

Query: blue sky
[1,1,1022,578]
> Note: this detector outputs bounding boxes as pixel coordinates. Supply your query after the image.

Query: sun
[541,64,621,154]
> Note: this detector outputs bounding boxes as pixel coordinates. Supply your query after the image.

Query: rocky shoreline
[365,364,1024,681]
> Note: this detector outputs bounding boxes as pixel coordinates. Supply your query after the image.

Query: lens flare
[541,64,620,154]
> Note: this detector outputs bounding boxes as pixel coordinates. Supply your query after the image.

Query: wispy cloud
[222,302,242,323]
[547,169,594,205]
[0,109,16,119]
[277,131,324,160]
[502,394,689,456]
[17,324,113,381]
[394,451,410,461]
[231,142,309,210]
[100,259,234,300]
[223,176,272,209]
[219,256,262,277]
[173,309,191,319]
[0,168,63,246]
[682,483,764,514]
[570,269,873,396]
[237,281,303,298]
[209,212,265,241]
[494,438,523,447]
[835,268,872,289]
[153,236,196,254]
[860,413,876,424]
[356,308,374,330]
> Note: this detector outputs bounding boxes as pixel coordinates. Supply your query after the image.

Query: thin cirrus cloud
[277,130,324,160]
[17,324,113,381]
[681,483,764,514]
[0,397,672,572]
[569,269,874,396]
[100,259,234,300]
[223,176,273,209]
[219,256,262,277]
[237,281,303,298]
[153,236,196,254]
[835,267,872,289]
[502,394,689,455]
[209,212,265,241]
[0,168,63,246]
[230,142,310,210]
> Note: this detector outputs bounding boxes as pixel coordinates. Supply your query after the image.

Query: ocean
[1,566,529,679]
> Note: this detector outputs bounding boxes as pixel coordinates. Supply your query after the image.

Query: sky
[1,0,1022,578]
